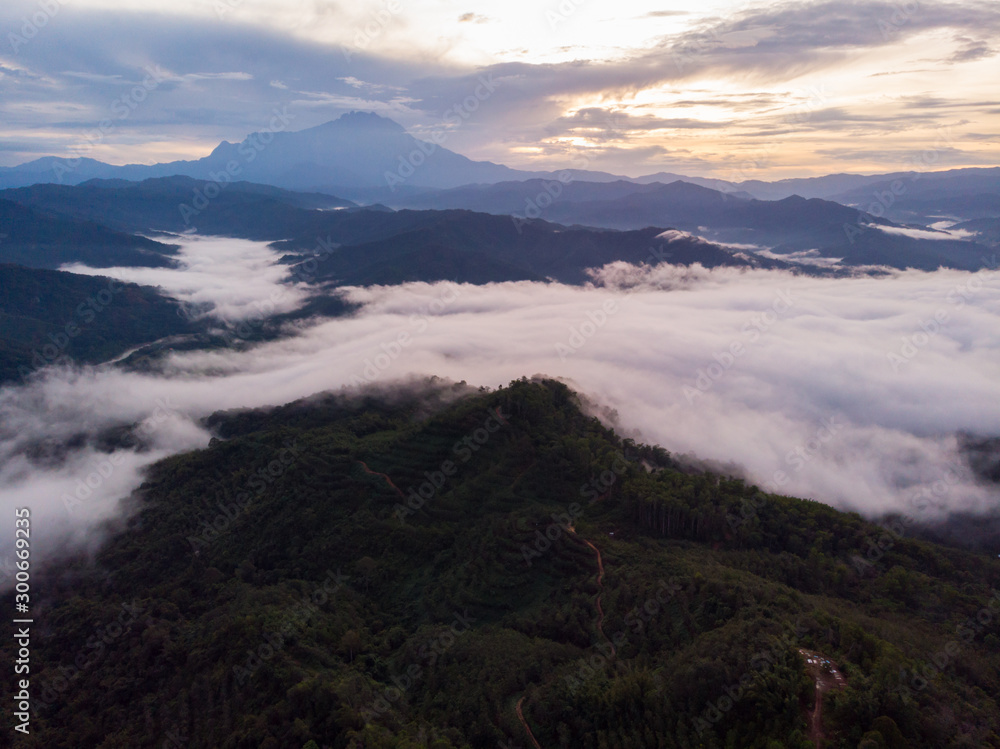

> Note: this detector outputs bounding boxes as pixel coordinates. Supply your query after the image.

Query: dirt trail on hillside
[515,530,614,747]
[577,534,614,656]
[798,649,847,748]
[355,460,405,498]
[515,696,542,749]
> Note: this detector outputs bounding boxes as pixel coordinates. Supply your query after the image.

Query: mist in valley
[2,237,998,579]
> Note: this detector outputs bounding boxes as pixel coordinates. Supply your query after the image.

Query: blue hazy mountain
[0,113,544,190]
[3,112,997,208]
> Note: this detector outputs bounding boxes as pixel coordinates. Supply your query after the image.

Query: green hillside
[4,379,998,748]
[0,264,197,384]
[0,198,178,269]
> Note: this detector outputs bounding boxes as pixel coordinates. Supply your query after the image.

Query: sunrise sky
[1,0,998,178]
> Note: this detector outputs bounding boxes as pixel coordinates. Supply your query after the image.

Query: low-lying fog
[2,236,998,579]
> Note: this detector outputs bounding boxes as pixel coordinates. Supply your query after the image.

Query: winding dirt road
[515,696,542,749]
[798,649,847,748]
[515,530,613,747]
[578,535,614,656]
[355,460,405,498]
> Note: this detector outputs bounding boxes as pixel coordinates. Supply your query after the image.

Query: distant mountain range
[395,178,884,246]
[826,169,1000,224]
[384,178,995,270]
[1,112,995,274]
[1,112,997,217]
[2,175,991,276]
[1,178,358,236]
[0,113,539,191]
[0,177,795,282]
[278,211,794,286]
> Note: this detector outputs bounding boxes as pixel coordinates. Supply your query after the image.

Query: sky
[2,236,999,570]
[1,0,999,178]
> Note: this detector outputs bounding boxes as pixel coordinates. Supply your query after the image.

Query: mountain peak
[324,111,406,132]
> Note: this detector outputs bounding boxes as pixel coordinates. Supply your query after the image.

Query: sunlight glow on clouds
[0,0,997,176]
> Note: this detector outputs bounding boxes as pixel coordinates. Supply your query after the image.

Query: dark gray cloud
[667,94,782,109]
[663,0,1000,63]
[0,1,447,163]
[403,1,1000,163]
[815,145,994,166]
[867,68,940,77]
[546,107,733,140]
[766,106,941,133]
[946,34,996,63]
[901,95,1000,109]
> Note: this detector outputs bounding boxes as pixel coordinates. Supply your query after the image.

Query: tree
[340,630,363,663]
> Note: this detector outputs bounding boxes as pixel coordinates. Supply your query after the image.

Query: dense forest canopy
[2,378,998,748]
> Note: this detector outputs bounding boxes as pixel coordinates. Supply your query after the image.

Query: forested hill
[0,264,198,384]
[5,379,999,748]
[0,198,179,269]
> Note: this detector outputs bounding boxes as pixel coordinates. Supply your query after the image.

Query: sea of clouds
[2,237,998,576]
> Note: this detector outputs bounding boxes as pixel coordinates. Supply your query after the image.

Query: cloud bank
[2,242,999,578]
[63,235,310,323]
